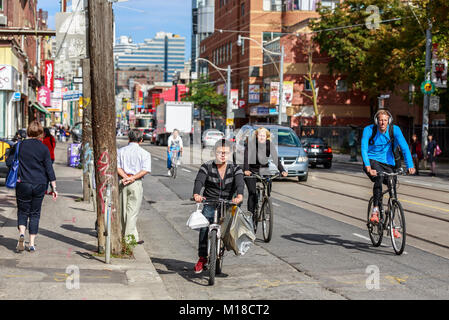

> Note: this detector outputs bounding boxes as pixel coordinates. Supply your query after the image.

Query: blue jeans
[16,182,46,235]
[167,149,180,169]
[198,205,215,258]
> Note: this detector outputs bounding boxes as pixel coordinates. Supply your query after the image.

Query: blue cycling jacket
[361,124,414,169]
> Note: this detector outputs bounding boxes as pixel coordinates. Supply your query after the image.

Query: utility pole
[226,64,232,136]
[422,0,433,154]
[82,58,93,203]
[278,45,284,125]
[88,0,122,255]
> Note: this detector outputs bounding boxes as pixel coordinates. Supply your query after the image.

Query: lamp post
[237,35,284,125]
[196,57,232,136]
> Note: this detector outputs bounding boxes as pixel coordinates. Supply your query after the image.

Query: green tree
[311,0,449,118]
[182,76,227,117]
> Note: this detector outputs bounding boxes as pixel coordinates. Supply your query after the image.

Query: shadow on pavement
[281,233,392,256]
[60,224,97,238]
[151,256,229,287]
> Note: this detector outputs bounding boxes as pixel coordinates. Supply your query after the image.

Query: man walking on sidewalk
[117,129,151,245]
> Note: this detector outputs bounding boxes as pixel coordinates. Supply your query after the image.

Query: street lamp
[196,57,232,136]
[237,35,285,125]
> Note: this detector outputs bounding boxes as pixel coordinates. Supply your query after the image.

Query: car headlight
[296,156,308,163]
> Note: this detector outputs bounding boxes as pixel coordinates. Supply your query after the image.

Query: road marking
[353,233,370,241]
[182,168,192,173]
[400,198,449,213]
[272,202,281,207]
[153,157,159,161]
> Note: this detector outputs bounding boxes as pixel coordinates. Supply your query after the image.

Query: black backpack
[368,124,402,169]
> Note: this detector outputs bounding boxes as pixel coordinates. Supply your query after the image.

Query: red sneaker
[392,228,402,239]
[370,212,379,224]
[194,257,207,274]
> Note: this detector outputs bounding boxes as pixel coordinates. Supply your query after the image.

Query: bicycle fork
[207,208,221,261]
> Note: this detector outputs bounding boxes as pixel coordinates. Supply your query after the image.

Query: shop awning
[31,102,50,115]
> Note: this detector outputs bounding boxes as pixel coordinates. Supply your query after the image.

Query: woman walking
[42,128,56,163]
[410,134,422,176]
[426,133,437,176]
[7,121,58,252]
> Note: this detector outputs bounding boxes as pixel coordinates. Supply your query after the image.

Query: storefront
[0,65,22,139]
[30,101,51,126]
[249,105,279,124]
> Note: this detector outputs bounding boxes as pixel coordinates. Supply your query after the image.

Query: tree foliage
[182,76,227,116]
[311,0,449,119]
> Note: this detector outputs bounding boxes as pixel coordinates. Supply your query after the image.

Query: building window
[305,79,316,91]
[336,79,347,92]
[230,42,232,60]
[240,79,245,99]
[0,0,3,11]
[263,0,282,11]
[241,39,245,56]
[262,32,283,44]
[320,0,339,10]
[241,3,245,18]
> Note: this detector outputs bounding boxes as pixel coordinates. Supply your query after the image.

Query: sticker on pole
[421,80,435,95]
[226,118,234,126]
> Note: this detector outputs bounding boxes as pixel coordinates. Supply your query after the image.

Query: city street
[126,140,449,300]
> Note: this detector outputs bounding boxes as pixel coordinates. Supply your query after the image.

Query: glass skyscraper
[115,32,185,82]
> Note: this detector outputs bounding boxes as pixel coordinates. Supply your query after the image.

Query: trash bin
[67,143,81,167]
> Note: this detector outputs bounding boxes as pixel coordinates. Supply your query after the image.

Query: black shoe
[137,240,144,245]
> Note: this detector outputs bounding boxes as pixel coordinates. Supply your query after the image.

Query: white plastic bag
[186,204,210,230]
[222,207,256,256]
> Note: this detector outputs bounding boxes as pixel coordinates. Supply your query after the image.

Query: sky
[37,0,192,60]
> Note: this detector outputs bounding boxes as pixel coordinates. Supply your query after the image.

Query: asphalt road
[121,140,449,300]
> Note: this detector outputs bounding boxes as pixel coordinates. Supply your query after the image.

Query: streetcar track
[272,190,449,251]
[308,175,449,206]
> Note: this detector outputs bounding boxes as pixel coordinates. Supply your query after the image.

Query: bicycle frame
[246,173,280,217]
[378,171,402,229]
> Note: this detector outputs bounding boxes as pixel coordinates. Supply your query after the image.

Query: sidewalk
[0,141,170,300]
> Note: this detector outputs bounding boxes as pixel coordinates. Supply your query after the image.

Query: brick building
[199,0,321,128]
[115,66,165,93]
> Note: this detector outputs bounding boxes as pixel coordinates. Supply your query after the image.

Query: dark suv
[300,137,333,169]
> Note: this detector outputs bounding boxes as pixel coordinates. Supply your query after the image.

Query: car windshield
[270,129,301,147]
[301,138,324,146]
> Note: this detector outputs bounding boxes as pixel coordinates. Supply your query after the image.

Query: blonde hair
[254,127,271,140]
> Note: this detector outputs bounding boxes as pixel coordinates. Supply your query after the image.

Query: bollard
[104,184,112,264]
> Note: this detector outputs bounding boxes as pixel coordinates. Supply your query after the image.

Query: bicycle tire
[261,197,273,243]
[390,200,406,255]
[367,197,383,247]
[208,230,217,285]
[172,165,177,179]
[216,242,225,275]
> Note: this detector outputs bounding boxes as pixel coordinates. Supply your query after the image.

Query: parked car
[202,129,224,148]
[0,138,14,182]
[300,137,333,169]
[143,128,154,141]
[235,124,309,182]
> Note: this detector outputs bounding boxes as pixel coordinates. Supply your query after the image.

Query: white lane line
[182,168,192,173]
[353,233,371,241]
[153,157,159,160]
[272,202,281,207]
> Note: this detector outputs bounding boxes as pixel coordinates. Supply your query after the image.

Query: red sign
[38,86,51,107]
[45,60,55,91]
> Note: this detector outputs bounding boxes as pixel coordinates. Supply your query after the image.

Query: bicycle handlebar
[244,172,281,181]
[195,198,236,206]
[378,168,406,177]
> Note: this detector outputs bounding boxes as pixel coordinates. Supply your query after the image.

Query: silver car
[234,124,309,182]
[202,129,225,148]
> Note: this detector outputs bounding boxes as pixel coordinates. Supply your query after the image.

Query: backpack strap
[368,125,378,145]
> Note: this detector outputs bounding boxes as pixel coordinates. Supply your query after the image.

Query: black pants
[16,182,46,235]
[245,177,257,214]
[363,160,395,208]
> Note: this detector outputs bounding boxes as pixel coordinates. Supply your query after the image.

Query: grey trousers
[120,180,143,242]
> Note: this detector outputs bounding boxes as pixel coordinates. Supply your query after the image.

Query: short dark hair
[128,129,143,142]
[214,138,233,153]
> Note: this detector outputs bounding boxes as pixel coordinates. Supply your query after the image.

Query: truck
[155,101,193,146]
[130,114,155,132]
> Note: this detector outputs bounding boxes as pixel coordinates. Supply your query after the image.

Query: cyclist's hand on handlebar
[368,168,377,177]
[232,194,243,205]
[281,171,288,177]
[408,167,416,175]
[194,194,205,203]
[244,170,252,176]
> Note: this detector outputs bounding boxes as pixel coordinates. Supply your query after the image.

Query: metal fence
[296,126,449,158]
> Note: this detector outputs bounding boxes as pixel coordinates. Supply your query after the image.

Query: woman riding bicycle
[167,129,183,176]
[192,139,244,274]
[243,127,288,216]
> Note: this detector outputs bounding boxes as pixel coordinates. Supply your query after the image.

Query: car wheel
[298,173,308,182]
[324,162,332,169]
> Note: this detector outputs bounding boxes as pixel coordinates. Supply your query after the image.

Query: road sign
[13,92,21,101]
[429,95,440,112]
[421,80,435,95]
[226,118,234,126]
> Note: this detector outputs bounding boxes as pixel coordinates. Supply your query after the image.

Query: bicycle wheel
[172,165,177,179]
[216,241,225,275]
[261,198,273,243]
[208,230,217,285]
[390,200,406,255]
[367,197,383,247]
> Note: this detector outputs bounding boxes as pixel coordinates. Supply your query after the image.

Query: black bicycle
[245,173,280,243]
[169,149,180,179]
[367,169,406,255]
[201,198,236,286]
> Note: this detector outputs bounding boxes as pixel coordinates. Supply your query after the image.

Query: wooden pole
[81,58,92,204]
[88,0,122,255]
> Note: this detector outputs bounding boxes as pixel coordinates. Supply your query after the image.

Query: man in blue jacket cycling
[361,109,415,234]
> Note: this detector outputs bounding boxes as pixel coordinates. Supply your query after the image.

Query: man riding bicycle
[167,129,183,176]
[361,109,415,237]
[192,139,244,274]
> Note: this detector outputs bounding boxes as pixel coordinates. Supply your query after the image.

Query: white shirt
[117,143,151,175]
[168,135,183,150]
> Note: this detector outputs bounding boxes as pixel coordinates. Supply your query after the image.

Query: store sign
[429,95,440,112]
[49,95,62,112]
[38,86,51,106]
[13,92,21,101]
[270,82,279,105]
[282,81,294,108]
[230,89,239,109]
[0,65,18,91]
[45,60,55,91]
[63,90,82,101]
[432,59,447,88]
[248,84,260,103]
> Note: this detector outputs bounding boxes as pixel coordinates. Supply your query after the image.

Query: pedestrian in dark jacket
[6,120,58,253]
[426,133,437,176]
[410,133,422,175]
